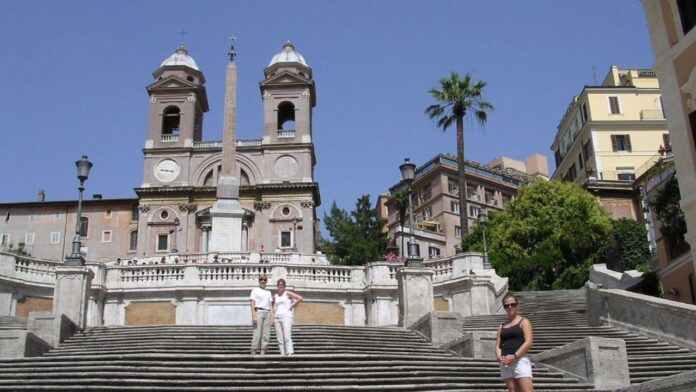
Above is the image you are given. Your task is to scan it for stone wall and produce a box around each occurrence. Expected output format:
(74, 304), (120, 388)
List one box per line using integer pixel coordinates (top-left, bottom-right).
(125, 302), (176, 325)
(15, 297), (53, 318)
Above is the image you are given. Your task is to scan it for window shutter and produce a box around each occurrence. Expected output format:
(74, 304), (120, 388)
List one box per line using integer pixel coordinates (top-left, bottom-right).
(611, 135), (618, 152)
(625, 135), (632, 152)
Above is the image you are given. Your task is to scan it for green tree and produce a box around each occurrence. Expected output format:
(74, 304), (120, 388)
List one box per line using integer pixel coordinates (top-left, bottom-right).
(322, 195), (388, 266)
(650, 175), (689, 256)
(605, 218), (651, 272)
(462, 180), (613, 290)
(2, 242), (31, 256)
(426, 72), (494, 237)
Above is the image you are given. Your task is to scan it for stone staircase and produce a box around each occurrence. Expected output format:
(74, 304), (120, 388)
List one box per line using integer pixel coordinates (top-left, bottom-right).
(462, 290), (696, 385)
(0, 316), (27, 330)
(0, 324), (594, 391)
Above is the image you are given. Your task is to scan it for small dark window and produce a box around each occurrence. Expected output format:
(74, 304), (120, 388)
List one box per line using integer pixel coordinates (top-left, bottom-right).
(578, 153), (584, 170)
(583, 139), (593, 161)
(554, 150), (562, 167)
(428, 246), (441, 258)
(663, 133), (671, 152)
(581, 103), (588, 124)
(277, 102), (296, 130)
(186, 76), (194, 82)
(677, 0), (696, 35)
(611, 135), (632, 152)
(617, 173), (635, 181)
(131, 205), (139, 221)
(129, 231), (138, 251)
(79, 217), (89, 237)
(162, 106), (181, 135)
(568, 163), (577, 182)
(157, 234), (169, 251)
(280, 231), (292, 247)
(609, 96), (621, 114)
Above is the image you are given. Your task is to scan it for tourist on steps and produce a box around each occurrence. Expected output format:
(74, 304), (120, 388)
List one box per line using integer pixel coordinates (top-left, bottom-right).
(496, 292), (534, 392)
(272, 278), (303, 355)
(250, 275), (272, 356)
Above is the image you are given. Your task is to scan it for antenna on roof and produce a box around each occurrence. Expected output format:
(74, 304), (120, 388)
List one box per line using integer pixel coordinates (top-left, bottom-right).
(592, 65), (598, 85)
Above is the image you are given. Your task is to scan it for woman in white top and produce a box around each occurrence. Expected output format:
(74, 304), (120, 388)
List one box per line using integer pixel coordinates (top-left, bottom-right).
(272, 278), (303, 355)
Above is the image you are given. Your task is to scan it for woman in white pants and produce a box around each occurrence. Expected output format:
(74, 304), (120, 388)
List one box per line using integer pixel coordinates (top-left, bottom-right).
(272, 278), (303, 355)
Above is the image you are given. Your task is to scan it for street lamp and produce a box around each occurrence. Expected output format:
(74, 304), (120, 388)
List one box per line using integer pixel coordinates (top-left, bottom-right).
(170, 217), (181, 253)
(65, 155), (93, 266)
(399, 158), (422, 267)
(478, 213), (490, 269)
(292, 217), (299, 252)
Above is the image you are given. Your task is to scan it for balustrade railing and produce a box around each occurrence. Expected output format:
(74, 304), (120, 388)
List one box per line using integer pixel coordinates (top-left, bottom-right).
(160, 134), (179, 142)
(286, 265), (353, 283)
(199, 264), (272, 281)
(260, 253), (290, 263)
(119, 265), (185, 283)
(277, 130), (295, 138)
(424, 258), (453, 278)
(14, 257), (59, 278)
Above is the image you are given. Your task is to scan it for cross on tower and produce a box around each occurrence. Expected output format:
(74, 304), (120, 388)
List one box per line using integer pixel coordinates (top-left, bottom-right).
(180, 30), (187, 44)
(228, 36), (237, 62)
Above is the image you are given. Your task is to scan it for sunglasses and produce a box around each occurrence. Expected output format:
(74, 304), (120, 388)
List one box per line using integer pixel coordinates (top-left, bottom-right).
(503, 303), (518, 309)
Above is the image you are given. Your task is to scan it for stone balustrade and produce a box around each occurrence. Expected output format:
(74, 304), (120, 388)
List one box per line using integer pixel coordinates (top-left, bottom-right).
(1, 251), (508, 327)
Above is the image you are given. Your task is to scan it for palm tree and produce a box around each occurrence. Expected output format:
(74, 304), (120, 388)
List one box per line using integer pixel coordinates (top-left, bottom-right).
(426, 72), (494, 244)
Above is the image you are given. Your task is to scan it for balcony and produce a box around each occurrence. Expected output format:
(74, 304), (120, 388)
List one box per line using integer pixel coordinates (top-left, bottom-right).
(161, 134), (179, 142)
(278, 130), (295, 138)
(640, 110), (664, 120)
(192, 139), (263, 149)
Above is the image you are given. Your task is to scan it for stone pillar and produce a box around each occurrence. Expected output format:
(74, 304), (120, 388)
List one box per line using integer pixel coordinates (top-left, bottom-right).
(397, 267), (434, 328)
(201, 225), (210, 253)
(209, 59), (244, 252)
(53, 266), (94, 329)
(242, 222), (248, 252)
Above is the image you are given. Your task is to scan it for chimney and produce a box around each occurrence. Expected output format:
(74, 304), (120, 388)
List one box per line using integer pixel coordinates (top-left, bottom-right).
(38, 189), (45, 202)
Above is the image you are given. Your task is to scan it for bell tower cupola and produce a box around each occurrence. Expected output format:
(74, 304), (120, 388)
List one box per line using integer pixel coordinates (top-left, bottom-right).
(145, 43), (209, 149)
(260, 42), (316, 144)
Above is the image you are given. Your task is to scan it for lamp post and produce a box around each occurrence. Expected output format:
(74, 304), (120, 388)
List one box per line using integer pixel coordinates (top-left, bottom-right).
(65, 155), (93, 266)
(292, 217), (299, 252)
(478, 213), (490, 269)
(170, 217), (180, 253)
(399, 158), (422, 267)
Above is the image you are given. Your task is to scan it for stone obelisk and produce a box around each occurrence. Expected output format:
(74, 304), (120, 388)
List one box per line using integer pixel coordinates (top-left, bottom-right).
(209, 40), (245, 252)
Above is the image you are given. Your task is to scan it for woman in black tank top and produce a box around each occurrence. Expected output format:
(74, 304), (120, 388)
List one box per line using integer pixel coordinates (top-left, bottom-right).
(496, 292), (534, 392)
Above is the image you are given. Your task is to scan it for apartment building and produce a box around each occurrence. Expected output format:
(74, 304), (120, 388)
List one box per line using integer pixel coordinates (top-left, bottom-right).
(642, 0), (696, 302)
(381, 154), (539, 259)
(551, 66), (670, 219)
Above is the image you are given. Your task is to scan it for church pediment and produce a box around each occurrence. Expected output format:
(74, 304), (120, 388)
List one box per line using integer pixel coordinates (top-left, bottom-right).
(147, 76), (197, 91)
(261, 71), (311, 87)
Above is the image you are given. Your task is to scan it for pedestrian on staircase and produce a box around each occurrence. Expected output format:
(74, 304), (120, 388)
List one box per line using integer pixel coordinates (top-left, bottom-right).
(272, 278), (303, 355)
(496, 292), (534, 392)
(250, 275), (273, 356)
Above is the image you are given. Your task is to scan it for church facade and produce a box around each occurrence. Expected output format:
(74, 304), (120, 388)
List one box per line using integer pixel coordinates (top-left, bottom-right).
(0, 42), (321, 262)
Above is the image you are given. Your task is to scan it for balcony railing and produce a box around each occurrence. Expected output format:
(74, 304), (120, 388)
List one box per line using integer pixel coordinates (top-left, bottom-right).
(192, 139), (263, 149)
(277, 130), (295, 138)
(161, 134), (179, 142)
(640, 110), (664, 120)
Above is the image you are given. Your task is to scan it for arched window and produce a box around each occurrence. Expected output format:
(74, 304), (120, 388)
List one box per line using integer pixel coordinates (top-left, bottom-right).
(240, 169), (250, 186)
(79, 217), (89, 237)
(129, 231), (138, 251)
(277, 102), (295, 130)
(162, 106), (181, 135)
(204, 165), (250, 186)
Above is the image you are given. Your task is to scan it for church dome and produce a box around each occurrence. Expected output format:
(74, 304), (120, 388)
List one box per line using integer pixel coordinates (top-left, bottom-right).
(160, 43), (200, 71)
(268, 41), (308, 67)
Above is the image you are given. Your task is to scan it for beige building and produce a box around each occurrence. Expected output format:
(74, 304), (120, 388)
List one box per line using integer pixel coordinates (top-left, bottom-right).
(642, 0), (696, 301)
(0, 42), (321, 262)
(550, 66), (670, 219)
(636, 157), (695, 304)
(381, 154), (539, 259)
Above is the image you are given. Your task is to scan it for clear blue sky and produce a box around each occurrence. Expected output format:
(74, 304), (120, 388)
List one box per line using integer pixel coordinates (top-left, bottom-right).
(0, 1), (654, 227)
